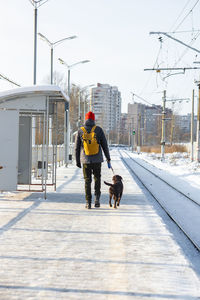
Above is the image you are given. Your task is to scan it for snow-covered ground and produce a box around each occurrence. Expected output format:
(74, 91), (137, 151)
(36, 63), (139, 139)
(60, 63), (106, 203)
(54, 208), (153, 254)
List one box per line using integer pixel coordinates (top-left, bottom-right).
(127, 150), (200, 204)
(0, 149), (199, 299)
(120, 149), (200, 251)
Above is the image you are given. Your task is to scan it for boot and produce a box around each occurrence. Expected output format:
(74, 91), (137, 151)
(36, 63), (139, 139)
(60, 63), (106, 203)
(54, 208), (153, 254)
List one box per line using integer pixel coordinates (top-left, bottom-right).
(85, 198), (91, 209)
(85, 203), (91, 209)
(94, 195), (100, 208)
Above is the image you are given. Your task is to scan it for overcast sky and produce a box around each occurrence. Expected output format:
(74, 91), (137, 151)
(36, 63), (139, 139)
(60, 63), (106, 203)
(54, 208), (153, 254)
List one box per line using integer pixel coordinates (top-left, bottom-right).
(1, 0), (200, 114)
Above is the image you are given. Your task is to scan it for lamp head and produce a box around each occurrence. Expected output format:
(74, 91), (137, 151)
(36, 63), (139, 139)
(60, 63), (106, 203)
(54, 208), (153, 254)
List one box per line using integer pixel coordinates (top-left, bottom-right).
(82, 60), (90, 64)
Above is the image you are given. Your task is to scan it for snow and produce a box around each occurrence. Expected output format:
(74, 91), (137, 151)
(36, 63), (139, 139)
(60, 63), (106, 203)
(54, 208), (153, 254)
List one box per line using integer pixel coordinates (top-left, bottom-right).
(0, 148), (199, 299)
(128, 150), (200, 204)
(120, 149), (200, 250)
(0, 85), (69, 102)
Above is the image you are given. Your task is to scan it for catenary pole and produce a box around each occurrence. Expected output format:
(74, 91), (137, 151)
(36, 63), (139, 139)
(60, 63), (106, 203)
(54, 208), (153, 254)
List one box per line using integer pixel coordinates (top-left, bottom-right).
(137, 113), (141, 154)
(191, 90), (194, 161)
(130, 118), (133, 152)
(196, 84), (200, 162)
(161, 90), (166, 161)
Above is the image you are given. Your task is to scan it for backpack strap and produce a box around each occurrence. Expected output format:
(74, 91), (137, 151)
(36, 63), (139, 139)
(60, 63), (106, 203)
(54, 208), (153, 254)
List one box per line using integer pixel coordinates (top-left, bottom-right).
(90, 126), (96, 133)
(81, 126), (87, 134)
(81, 126), (96, 133)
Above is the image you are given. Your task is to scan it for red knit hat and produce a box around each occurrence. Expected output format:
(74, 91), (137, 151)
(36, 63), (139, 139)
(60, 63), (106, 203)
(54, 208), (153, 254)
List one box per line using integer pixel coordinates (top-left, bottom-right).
(85, 111), (95, 121)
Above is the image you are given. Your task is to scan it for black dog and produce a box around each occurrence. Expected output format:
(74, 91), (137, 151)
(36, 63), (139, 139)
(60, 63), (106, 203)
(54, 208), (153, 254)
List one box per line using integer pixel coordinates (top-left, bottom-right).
(104, 175), (123, 208)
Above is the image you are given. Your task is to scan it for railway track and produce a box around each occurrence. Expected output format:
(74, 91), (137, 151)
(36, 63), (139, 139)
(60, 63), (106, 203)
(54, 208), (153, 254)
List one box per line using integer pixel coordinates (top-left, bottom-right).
(119, 149), (200, 251)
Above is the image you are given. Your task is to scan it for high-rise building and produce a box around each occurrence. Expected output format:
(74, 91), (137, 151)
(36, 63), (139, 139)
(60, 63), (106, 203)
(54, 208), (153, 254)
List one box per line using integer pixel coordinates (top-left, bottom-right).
(174, 114), (197, 142)
(127, 102), (172, 146)
(91, 83), (122, 133)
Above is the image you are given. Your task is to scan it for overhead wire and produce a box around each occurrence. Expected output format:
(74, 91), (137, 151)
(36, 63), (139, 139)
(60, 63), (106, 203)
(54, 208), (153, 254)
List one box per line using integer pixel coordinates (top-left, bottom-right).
(138, 0), (200, 108)
(132, 93), (162, 112)
(138, 1), (195, 104)
(161, 0), (200, 64)
(172, 0), (200, 32)
(168, 0), (193, 32)
(0, 73), (20, 87)
(165, 30), (200, 34)
(139, 37), (163, 96)
(159, 0), (200, 81)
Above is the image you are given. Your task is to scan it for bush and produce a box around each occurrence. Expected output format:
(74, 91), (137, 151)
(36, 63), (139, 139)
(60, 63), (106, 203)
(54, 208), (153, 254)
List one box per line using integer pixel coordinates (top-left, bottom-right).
(141, 144), (187, 153)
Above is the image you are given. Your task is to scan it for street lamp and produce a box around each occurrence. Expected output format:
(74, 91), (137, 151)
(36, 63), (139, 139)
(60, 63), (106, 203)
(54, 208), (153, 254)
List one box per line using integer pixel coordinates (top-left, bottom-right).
(29, 0), (50, 147)
(71, 83), (94, 128)
(29, 0), (50, 84)
(38, 33), (77, 84)
(58, 58), (91, 166)
(80, 84), (95, 123)
(58, 58), (90, 95)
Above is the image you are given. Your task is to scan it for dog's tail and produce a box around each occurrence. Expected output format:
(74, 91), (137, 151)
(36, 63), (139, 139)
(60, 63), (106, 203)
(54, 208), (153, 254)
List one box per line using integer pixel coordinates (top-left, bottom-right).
(104, 181), (113, 187)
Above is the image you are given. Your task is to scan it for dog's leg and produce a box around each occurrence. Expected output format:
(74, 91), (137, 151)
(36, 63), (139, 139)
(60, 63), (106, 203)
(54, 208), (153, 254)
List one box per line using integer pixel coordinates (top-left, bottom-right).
(117, 191), (123, 206)
(109, 195), (112, 207)
(114, 196), (117, 209)
(117, 197), (120, 206)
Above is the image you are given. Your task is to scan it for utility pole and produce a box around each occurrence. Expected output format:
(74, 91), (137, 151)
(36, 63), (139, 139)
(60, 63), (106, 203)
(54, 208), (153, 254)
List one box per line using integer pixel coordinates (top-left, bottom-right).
(191, 89), (194, 161)
(131, 118), (134, 152)
(144, 65), (195, 156)
(137, 113), (141, 154)
(129, 121), (131, 149)
(160, 95), (190, 160)
(161, 90), (166, 160)
(196, 83), (200, 162)
(170, 102), (175, 146)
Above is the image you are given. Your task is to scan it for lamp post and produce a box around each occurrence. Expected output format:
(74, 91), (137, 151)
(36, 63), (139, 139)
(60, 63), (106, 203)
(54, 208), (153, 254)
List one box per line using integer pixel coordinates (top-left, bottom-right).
(58, 58), (90, 166)
(29, 0), (50, 147)
(29, 0), (50, 85)
(80, 84), (95, 126)
(38, 33), (77, 84)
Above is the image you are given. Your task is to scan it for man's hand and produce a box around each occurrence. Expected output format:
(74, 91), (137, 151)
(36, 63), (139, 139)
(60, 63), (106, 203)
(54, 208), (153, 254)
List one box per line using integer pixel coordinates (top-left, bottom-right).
(107, 161), (111, 169)
(76, 162), (81, 168)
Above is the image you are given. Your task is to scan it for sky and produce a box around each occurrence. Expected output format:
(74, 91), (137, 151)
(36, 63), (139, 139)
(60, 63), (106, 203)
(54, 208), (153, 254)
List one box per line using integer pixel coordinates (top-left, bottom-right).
(1, 0), (200, 114)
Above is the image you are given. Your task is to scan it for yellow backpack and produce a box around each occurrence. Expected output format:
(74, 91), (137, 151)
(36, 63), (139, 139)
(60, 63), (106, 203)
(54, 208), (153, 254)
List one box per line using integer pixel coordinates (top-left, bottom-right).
(81, 126), (99, 156)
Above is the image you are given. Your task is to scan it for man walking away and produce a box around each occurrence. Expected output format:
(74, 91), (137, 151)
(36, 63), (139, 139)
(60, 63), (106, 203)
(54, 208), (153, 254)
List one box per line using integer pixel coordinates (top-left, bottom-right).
(75, 111), (111, 209)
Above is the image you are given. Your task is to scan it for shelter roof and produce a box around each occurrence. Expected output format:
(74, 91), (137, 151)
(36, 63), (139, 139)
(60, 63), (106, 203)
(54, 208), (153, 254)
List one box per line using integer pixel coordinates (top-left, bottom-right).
(0, 85), (69, 103)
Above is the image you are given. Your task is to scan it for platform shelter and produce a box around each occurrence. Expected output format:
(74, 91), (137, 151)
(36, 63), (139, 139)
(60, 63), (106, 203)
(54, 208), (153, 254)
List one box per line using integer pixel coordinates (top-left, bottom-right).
(0, 85), (69, 198)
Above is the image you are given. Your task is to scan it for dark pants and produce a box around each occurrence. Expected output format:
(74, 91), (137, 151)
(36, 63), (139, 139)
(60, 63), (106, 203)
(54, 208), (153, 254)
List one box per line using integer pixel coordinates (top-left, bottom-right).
(82, 163), (101, 203)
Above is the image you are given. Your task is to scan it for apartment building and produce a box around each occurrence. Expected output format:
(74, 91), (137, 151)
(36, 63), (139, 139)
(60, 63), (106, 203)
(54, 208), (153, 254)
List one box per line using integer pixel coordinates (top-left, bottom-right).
(174, 114), (197, 142)
(91, 83), (122, 132)
(127, 102), (172, 146)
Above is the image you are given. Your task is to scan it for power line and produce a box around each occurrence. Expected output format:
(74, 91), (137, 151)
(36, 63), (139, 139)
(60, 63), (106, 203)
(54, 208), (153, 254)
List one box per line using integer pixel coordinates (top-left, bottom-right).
(139, 37), (163, 95)
(169, 0), (193, 32)
(172, 0), (200, 32)
(157, 0), (200, 75)
(165, 30), (200, 34)
(0, 73), (20, 87)
(140, 1), (200, 107)
(131, 92), (162, 112)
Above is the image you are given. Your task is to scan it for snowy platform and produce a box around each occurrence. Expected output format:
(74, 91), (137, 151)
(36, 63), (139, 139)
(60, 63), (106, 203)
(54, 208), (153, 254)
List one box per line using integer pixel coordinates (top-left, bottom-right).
(0, 150), (199, 299)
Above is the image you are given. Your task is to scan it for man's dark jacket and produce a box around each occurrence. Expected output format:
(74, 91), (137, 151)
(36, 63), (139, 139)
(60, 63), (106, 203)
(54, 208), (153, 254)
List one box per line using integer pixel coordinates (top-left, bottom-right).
(75, 119), (111, 165)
